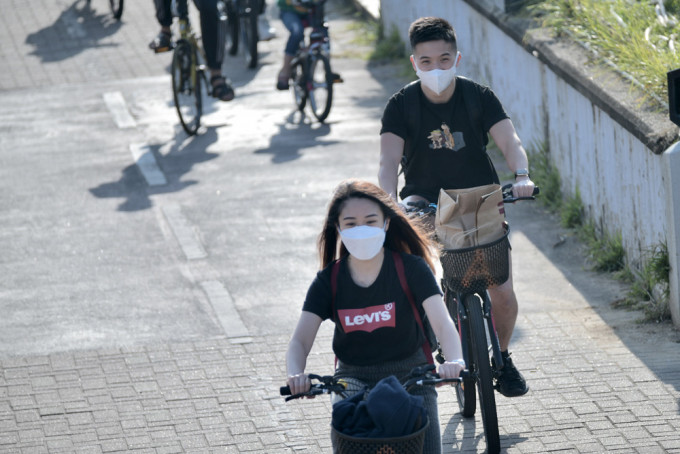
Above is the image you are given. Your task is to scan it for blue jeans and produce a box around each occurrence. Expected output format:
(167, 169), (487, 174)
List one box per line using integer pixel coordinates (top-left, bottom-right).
(280, 10), (306, 56)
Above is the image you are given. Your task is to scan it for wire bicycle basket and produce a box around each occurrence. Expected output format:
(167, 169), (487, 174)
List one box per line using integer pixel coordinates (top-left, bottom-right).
(330, 418), (429, 454)
(440, 227), (511, 295)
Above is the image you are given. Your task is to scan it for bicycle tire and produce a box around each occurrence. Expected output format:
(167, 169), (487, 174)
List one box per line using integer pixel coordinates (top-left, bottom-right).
(448, 291), (476, 417)
(171, 41), (202, 135)
(241, 1), (258, 68)
(291, 60), (307, 112)
(307, 53), (333, 122)
(466, 293), (501, 453)
(227, 1), (239, 56)
(109, 0), (123, 19)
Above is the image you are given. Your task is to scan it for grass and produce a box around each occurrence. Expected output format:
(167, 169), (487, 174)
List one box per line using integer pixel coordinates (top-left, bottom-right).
(520, 0), (680, 103)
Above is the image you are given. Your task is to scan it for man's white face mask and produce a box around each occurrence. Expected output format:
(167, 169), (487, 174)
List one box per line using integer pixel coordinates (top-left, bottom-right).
(413, 51), (461, 95)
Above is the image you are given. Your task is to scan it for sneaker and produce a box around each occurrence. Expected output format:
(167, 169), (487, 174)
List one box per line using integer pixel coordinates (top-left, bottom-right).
(493, 351), (529, 397)
(257, 16), (276, 41)
(331, 72), (344, 83)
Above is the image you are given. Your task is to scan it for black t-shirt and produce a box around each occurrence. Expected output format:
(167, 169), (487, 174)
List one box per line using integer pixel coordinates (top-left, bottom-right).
(380, 77), (509, 202)
(302, 251), (442, 366)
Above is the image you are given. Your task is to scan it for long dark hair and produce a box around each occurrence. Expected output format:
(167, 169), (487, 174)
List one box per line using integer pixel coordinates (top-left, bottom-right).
(318, 180), (436, 271)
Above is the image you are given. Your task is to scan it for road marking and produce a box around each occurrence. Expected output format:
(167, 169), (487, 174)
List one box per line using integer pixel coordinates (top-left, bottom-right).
(161, 203), (208, 260)
(103, 91), (137, 129)
(129, 143), (168, 187)
(200, 280), (251, 341)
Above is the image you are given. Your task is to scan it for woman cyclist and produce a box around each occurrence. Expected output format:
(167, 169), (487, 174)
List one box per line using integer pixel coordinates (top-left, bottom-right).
(285, 179), (464, 453)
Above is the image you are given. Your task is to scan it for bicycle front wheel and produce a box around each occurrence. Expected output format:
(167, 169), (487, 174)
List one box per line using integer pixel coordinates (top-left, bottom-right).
(109, 0), (123, 19)
(466, 294), (500, 453)
(307, 53), (333, 122)
(448, 291), (476, 417)
(291, 60), (307, 112)
(171, 41), (202, 135)
(241, 1), (258, 68)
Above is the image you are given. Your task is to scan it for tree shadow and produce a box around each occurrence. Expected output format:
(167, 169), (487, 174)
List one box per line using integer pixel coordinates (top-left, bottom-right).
(89, 126), (220, 211)
(253, 110), (339, 163)
(25, 0), (122, 63)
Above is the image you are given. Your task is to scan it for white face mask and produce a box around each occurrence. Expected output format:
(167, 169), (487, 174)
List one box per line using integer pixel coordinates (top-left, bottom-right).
(339, 222), (387, 261)
(413, 52), (460, 95)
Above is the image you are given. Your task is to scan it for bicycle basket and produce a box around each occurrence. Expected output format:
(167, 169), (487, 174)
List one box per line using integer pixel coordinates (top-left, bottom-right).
(440, 227), (510, 295)
(331, 419), (429, 454)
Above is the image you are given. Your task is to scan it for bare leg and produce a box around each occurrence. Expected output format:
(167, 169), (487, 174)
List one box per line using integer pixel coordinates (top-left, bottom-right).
(487, 250), (518, 351)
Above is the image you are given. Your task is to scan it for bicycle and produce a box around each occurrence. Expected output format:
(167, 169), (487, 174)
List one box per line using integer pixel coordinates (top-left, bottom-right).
(280, 365), (464, 454)
(170, 0), (228, 135)
(85, 0), (124, 20)
(406, 183), (538, 454)
(225, 0), (259, 68)
(287, 0), (339, 122)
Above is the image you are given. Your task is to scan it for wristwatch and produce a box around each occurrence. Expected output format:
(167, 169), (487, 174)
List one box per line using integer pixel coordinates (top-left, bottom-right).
(514, 168), (530, 179)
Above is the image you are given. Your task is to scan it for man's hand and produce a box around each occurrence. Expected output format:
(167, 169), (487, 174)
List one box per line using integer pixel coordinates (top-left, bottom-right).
(512, 177), (536, 198)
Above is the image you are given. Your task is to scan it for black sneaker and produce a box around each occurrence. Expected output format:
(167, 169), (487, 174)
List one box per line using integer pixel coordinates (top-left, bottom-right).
(149, 31), (174, 53)
(493, 351), (529, 397)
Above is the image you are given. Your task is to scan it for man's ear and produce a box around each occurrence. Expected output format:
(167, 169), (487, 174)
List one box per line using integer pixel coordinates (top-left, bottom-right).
(410, 55), (417, 72)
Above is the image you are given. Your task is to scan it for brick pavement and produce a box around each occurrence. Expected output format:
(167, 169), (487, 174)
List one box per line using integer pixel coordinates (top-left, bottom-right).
(2, 0), (680, 452)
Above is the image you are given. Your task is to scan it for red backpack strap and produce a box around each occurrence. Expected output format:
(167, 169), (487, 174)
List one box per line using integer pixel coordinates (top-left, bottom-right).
(392, 251), (434, 364)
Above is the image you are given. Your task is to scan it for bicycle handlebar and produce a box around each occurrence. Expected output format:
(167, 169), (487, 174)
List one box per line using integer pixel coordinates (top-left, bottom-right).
(405, 184), (540, 215)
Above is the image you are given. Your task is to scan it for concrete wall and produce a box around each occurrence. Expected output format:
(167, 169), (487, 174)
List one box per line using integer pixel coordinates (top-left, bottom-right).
(380, 0), (678, 324)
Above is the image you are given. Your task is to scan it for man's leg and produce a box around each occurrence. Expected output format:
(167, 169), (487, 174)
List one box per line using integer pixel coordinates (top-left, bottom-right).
(487, 251), (528, 397)
(194, 0), (234, 101)
(149, 0), (174, 52)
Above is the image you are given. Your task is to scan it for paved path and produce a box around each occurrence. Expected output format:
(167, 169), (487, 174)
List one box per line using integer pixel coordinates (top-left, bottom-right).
(1, 0), (680, 453)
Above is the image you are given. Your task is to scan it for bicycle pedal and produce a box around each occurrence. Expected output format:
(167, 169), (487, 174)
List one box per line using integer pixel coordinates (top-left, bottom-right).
(153, 45), (174, 54)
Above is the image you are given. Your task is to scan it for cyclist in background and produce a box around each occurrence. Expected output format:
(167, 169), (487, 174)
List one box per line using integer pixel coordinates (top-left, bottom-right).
(149, 0), (235, 101)
(285, 179), (464, 454)
(379, 17), (535, 397)
(275, 0), (341, 90)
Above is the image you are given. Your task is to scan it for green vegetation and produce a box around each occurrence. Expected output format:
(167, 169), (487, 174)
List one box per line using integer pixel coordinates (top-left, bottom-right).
(525, 142), (670, 321)
(520, 0), (680, 102)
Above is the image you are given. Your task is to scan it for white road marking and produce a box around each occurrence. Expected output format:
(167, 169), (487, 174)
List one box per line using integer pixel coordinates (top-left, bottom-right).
(103, 91), (137, 129)
(200, 280), (251, 341)
(129, 143), (168, 187)
(161, 203), (208, 260)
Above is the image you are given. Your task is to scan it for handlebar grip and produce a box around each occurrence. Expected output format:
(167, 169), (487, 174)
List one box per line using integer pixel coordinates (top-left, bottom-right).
(280, 386), (291, 396)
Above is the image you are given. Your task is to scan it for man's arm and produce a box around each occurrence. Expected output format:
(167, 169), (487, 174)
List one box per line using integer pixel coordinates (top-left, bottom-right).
(489, 118), (535, 197)
(379, 132), (405, 202)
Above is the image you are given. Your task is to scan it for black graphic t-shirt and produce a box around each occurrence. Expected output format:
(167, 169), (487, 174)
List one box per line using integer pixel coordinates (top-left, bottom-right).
(302, 251), (441, 366)
(380, 77), (509, 202)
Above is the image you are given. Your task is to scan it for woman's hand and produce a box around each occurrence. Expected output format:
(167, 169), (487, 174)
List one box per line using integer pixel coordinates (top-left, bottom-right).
(287, 372), (311, 396)
(437, 359), (465, 380)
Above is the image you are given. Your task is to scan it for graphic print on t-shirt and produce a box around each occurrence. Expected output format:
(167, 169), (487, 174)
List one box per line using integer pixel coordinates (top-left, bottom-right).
(338, 303), (396, 333)
(427, 122), (465, 151)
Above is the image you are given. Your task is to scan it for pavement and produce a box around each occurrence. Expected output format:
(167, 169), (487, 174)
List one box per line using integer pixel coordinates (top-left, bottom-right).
(1, 0), (680, 453)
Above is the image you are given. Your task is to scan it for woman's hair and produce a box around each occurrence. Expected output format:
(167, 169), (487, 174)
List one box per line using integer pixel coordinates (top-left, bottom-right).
(318, 179), (436, 271)
(408, 17), (457, 51)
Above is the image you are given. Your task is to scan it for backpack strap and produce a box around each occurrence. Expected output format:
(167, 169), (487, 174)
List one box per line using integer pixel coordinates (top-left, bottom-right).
(401, 80), (422, 176)
(457, 76), (484, 145)
(392, 251), (434, 365)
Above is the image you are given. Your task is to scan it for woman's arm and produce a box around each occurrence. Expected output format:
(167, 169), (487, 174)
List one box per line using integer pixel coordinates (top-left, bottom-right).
(285, 311), (323, 395)
(422, 294), (465, 378)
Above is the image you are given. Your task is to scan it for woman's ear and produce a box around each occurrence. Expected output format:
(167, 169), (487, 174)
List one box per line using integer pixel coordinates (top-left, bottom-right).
(384, 218), (391, 231)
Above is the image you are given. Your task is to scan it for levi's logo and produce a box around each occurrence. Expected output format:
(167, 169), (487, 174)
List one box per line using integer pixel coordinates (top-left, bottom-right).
(338, 303), (396, 333)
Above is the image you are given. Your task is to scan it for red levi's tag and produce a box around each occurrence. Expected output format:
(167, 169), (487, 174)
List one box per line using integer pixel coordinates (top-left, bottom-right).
(337, 303), (396, 333)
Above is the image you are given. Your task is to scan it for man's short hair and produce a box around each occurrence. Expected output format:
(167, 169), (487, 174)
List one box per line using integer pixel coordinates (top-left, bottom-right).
(408, 17), (457, 51)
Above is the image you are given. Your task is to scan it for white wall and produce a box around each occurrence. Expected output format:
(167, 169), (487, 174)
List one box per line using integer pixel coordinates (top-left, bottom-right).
(381, 0), (668, 264)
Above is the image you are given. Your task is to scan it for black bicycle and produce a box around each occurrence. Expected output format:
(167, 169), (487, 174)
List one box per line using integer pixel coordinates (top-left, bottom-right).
(281, 365), (464, 454)
(407, 183), (538, 454)
(226, 0), (259, 68)
(288, 0), (338, 122)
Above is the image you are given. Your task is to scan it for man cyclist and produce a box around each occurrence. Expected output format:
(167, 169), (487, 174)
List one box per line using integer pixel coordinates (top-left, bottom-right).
(379, 16), (535, 397)
(149, 0), (235, 101)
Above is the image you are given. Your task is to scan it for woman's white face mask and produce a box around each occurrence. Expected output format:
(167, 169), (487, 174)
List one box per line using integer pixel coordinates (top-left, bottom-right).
(339, 221), (387, 261)
(413, 51), (461, 95)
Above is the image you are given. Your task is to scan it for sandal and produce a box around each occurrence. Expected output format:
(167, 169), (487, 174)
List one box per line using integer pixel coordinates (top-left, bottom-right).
(149, 31), (173, 53)
(210, 75), (235, 102)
